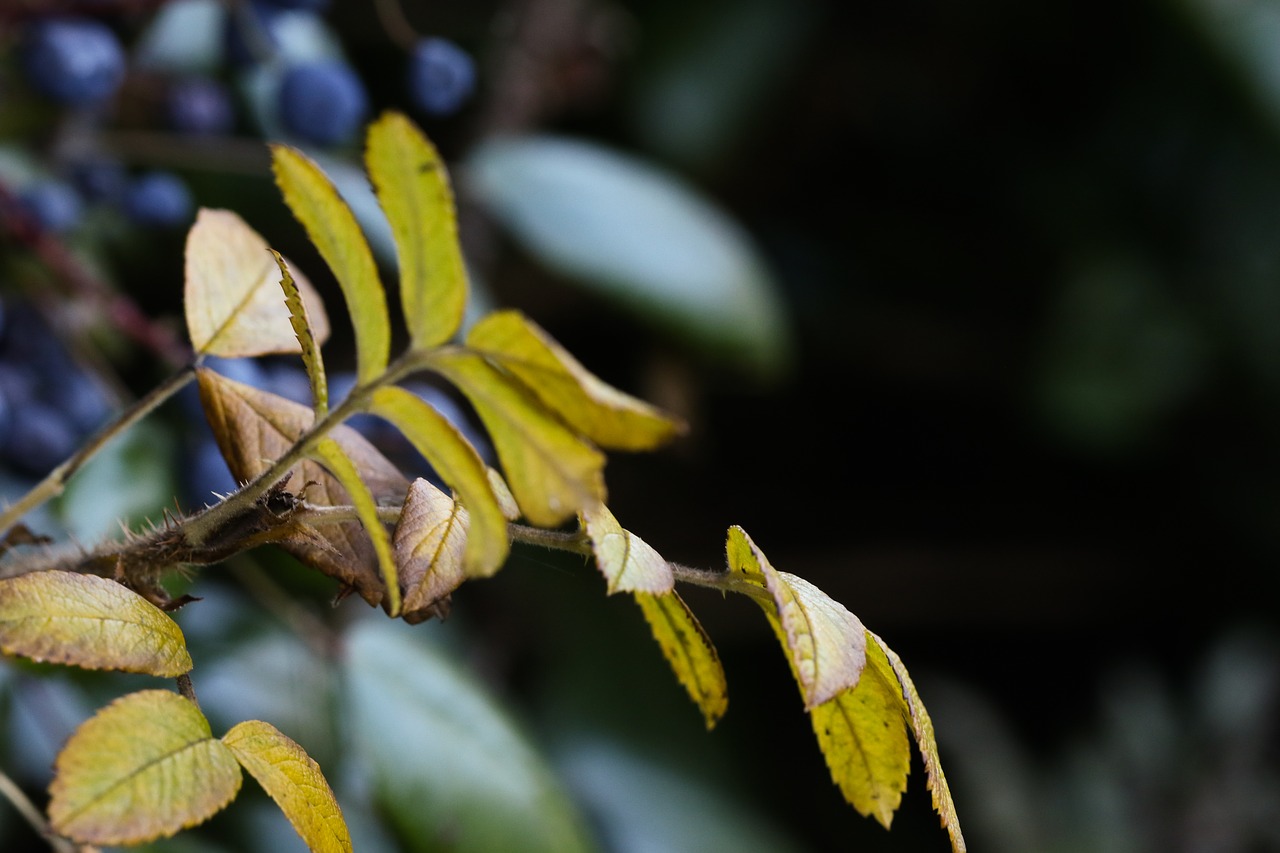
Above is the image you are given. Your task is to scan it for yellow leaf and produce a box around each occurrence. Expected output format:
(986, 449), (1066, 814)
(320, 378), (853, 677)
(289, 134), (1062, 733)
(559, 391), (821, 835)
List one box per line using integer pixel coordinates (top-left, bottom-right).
(365, 111), (467, 349)
(870, 631), (967, 852)
(270, 249), (328, 415)
(725, 525), (866, 708)
(271, 145), (390, 384)
(49, 690), (242, 845)
(487, 467), (521, 520)
(427, 350), (605, 528)
(467, 310), (685, 451)
(0, 571), (191, 677)
(580, 501), (673, 594)
(310, 437), (401, 617)
(367, 385), (508, 578)
(394, 478), (469, 617)
(812, 636), (911, 829)
(222, 719), (352, 853)
(197, 368), (409, 609)
(634, 591), (727, 729)
(184, 208), (330, 358)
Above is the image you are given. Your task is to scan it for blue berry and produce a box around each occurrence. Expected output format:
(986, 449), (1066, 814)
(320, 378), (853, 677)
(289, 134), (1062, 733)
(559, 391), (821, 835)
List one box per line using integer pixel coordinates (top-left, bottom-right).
(167, 76), (236, 136)
(22, 17), (126, 107)
(70, 158), (127, 202)
(278, 60), (368, 146)
(122, 172), (194, 227)
(407, 37), (476, 117)
(18, 181), (83, 233)
(2, 401), (80, 476)
(222, 1), (282, 67)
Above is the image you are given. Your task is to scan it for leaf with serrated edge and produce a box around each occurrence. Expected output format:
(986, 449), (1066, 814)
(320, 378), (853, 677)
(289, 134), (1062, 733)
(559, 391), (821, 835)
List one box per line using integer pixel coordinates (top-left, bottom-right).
(222, 720), (352, 853)
(870, 630), (967, 852)
(813, 636), (911, 828)
(198, 368), (408, 608)
(725, 525), (866, 708)
(365, 111), (467, 348)
(367, 385), (508, 577)
(184, 208), (330, 357)
(48, 690), (242, 845)
(467, 310), (685, 451)
(271, 145), (390, 384)
(0, 571), (191, 676)
(270, 249), (328, 415)
(634, 591), (726, 729)
(394, 478), (468, 614)
(581, 501), (673, 594)
(427, 350), (605, 528)
(310, 437), (401, 617)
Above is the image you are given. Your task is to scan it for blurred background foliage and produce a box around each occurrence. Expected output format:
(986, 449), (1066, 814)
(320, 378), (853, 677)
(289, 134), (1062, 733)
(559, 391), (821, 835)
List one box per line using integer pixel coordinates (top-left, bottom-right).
(2, 0), (1280, 851)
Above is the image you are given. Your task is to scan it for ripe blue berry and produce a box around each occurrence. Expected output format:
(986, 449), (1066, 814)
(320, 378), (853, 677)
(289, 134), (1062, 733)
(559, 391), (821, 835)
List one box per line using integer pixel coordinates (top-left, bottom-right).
(279, 60), (368, 146)
(22, 17), (126, 107)
(122, 172), (194, 227)
(18, 181), (83, 234)
(167, 76), (236, 136)
(70, 158), (127, 202)
(407, 37), (476, 117)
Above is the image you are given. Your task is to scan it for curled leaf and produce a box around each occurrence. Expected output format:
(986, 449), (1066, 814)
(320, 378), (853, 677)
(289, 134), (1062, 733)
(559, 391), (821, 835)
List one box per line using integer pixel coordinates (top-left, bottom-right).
(271, 249), (328, 415)
(184, 208), (330, 357)
(581, 501), (673, 594)
(222, 719), (352, 853)
(634, 591), (727, 729)
(49, 690), (242, 845)
(394, 478), (469, 618)
(0, 571), (191, 676)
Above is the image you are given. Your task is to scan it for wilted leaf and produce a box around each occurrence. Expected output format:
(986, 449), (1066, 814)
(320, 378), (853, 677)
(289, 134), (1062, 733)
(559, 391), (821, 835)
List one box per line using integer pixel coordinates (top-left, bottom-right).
(343, 621), (596, 853)
(581, 502), (673, 594)
(197, 368), (409, 608)
(184, 208), (330, 358)
(634, 591), (726, 729)
(365, 111), (467, 349)
(467, 310), (685, 451)
(310, 437), (401, 617)
(271, 145), (390, 384)
(870, 631), (967, 852)
(428, 350), (605, 528)
(725, 526), (865, 708)
(222, 719), (351, 853)
(368, 385), (509, 578)
(270, 249), (328, 415)
(811, 637), (911, 828)
(0, 571), (191, 676)
(394, 478), (469, 616)
(48, 690), (242, 845)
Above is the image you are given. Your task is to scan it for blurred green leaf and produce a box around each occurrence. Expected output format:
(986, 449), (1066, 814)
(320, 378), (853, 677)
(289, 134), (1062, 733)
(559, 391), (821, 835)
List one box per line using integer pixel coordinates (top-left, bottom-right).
(464, 135), (793, 380)
(342, 620), (598, 853)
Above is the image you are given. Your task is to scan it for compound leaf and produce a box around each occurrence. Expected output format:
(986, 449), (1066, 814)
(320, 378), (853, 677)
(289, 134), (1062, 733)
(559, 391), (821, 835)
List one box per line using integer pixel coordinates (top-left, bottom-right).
(368, 385), (509, 579)
(48, 690), (242, 846)
(365, 111), (467, 349)
(184, 208), (331, 358)
(580, 501), (673, 594)
(271, 144), (390, 384)
(222, 719), (352, 853)
(0, 571), (191, 677)
(467, 310), (685, 451)
(427, 350), (605, 528)
(394, 478), (469, 620)
(270, 249), (328, 416)
(634, 591), (727, 729)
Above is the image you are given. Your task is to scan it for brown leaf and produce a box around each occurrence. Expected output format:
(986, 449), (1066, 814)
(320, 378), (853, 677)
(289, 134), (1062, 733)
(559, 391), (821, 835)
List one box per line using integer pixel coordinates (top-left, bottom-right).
(394, 478), (469, 618)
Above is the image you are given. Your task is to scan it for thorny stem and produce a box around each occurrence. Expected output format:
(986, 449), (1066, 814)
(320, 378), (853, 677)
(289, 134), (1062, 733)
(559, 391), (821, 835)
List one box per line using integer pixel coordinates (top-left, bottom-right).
(0, 767), (78, 853)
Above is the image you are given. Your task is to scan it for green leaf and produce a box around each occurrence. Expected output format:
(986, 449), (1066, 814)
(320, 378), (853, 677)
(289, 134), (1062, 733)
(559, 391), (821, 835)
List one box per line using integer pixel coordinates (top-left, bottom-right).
(870, 631), (967, 853)
(427, 350), (606, 528)
(271, 144), (390, 384)
(310, 437), (401, 617)
(580, 501), (673, 594)
(393, 478), (470, 620)
(0, 571), (191, 677)
(467, 310), (686, 451)
(184, 208), (330, 358)
(633, 591), (727, 729)
(222, 719), (352, 853)
(48, 690), (242, 845)
(465, 135), (792, 380)
(367, 385), (509, 579)
(365, 111), (467, 348)
(343, 620), (597, 853)
(270, 248), (328, 416)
